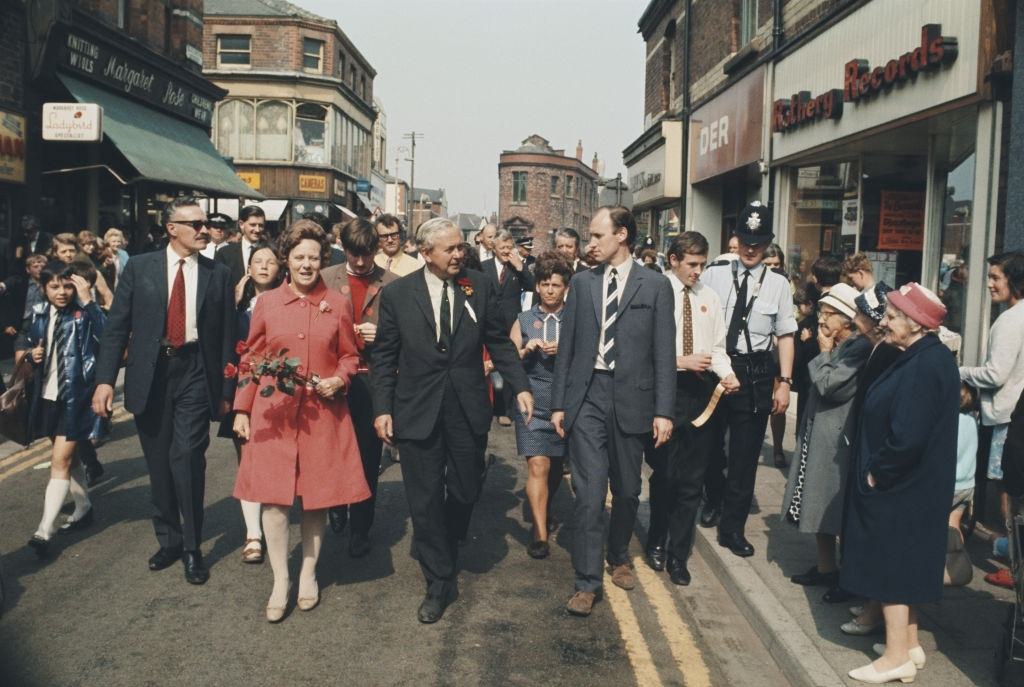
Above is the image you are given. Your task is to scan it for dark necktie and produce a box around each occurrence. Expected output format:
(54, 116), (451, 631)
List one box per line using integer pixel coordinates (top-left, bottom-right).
(166, 259), (186, 347)
(726, 270), (750, 353)
(439, 279), (452, 344)
(47, 310), (69, 400)
(682, 286), (694, 356)
(601, 268), (619, 369)
(498, 263), (507, 286)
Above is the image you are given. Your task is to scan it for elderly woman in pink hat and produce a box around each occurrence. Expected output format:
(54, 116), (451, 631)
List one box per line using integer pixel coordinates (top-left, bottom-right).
(840, 283), (960, 685)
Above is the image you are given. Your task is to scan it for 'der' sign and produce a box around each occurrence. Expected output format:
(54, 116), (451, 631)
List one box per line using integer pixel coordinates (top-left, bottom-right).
(699, 115), (729, 155)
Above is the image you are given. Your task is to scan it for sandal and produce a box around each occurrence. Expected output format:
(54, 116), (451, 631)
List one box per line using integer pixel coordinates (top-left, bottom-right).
(242, 538), (264, 564)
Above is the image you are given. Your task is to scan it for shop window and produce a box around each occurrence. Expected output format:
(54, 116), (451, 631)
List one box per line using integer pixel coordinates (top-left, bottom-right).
(739, 0), (758, 46)
(215, 99), (255, 160)
(512, 172), (528, 203)
(937, 152), (976, 334)
(857, 155), (927, 288)
(217, 35), (251, 67)
(294, 103), (328, 165)
(551, 175), (560, 196)
(256, 100), (291, 161)
(302, 38), (324, 72)
(786, 161), (860, 286)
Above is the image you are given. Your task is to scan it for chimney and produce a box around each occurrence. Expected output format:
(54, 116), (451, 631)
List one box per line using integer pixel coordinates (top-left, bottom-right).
(591, 152), (600, 173)
(576, 140), (583, 161)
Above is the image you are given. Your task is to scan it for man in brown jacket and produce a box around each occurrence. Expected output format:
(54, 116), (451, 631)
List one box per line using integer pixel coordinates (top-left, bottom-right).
(322, 218), (397, 557)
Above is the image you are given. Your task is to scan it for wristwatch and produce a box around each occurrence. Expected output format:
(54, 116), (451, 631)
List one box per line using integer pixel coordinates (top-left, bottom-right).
(776, 376), (793, 386)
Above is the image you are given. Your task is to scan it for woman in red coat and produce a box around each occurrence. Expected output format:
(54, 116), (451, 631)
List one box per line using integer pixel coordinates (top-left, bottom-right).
(233, 220), (370, 622)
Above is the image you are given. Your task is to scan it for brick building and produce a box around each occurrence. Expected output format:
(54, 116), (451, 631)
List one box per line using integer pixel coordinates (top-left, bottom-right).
(625, 0), (1013, 367)
(408, 187), (447, 232)
(497, 135), (599, 250)
(3, 0), (252, 245)
(203, 0), (376, 227)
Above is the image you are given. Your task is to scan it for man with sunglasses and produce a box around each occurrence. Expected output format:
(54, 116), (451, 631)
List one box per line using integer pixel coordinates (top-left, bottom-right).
(373, 214), (422, 277)
(93, 196), (236, 586)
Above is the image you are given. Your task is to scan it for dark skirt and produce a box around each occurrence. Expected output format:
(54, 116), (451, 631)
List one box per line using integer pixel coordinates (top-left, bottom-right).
(33, 399), (67, 440)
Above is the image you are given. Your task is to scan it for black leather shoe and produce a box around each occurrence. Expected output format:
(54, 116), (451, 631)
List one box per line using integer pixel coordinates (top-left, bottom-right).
(348, 531), (371, 558)
(183, 551), (209, 585)
(329, 507), (348, 534)
(58, 507), (94, 534)
(417, 586), (457, 624)
(27, 535), (49, 558)
(790, 565), (839, 587)
(148, 546), (183, 571)
(718, 532), (755, 557)
(645, 544), (667, 572)
(667, 556), (691, 586)
(822, 585), (855, 603)
(699, 503), (721, 529)
(527, 541), (550, 559)
(85, 463), (105, 487)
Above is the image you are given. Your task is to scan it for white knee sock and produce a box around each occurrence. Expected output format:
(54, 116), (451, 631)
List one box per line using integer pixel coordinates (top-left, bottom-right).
(240, 500), (262, 540)
(35, 479), (70, 539)
(68, 465), (92, 520)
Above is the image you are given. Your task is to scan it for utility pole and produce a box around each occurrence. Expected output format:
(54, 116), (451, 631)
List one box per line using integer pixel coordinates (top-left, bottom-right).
(403, 131), (423, 232)
(616, 172), (623, 206)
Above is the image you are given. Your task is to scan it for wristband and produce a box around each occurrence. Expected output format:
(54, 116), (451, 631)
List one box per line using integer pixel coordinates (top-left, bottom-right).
(776, 376), (793, 386)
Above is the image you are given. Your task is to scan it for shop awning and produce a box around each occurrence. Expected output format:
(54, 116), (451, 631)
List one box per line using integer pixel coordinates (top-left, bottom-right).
(356, 192), (375, 211)
(245, 199), (288, 221)
(334, 203), (357, 218)
(58, 74), (263, 199)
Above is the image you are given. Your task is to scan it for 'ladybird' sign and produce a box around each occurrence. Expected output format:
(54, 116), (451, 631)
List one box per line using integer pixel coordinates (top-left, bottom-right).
(43, 103), (103, 142)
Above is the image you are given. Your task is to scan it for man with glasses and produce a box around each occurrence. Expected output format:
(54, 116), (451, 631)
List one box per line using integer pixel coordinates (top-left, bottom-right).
(93, 196), (236, 586)
(373, 214), (422, 277)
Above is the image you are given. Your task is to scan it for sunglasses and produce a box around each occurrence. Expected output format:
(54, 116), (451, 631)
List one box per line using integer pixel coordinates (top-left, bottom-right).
(171, 220), (209, 231)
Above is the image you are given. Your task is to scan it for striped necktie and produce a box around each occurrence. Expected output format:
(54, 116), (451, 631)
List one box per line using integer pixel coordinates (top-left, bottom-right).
(601, 268), (619, 369)
(46, 309), (69, 401)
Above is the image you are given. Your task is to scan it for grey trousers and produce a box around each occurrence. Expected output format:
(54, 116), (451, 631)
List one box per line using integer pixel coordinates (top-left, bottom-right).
(568, 372), (646, 592)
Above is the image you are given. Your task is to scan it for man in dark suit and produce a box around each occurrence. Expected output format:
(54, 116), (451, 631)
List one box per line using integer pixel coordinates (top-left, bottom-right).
(14, 215), (53, 268)
(554, 227), (590, 274)
(372, 217), (533, 623)
(321, 217), (397, 557)
(215, 205), (265, 287)
(481, 229), (535, 426)
(551, 206), (676, 617)
(93, 196), (236, 585)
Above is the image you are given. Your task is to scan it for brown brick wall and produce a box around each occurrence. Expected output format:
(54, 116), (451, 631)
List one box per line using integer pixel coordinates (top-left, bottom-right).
(498, 157), (598, 250)
(72, 0), (203, 71)
(642, 0), (685, 120)
(0, 0), (25, 111)
(783, 0), (846, 39)
(203, 17), (374, 107)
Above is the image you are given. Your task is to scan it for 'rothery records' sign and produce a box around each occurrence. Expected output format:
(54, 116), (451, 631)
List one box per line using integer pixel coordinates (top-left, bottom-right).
(61, 33), (214, 128)
(43, 103), (103, 141)
(773, 24), (958, 134)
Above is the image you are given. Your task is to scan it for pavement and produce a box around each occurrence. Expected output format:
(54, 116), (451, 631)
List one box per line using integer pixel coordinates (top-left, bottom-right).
(686, 404), (1022, 687)
(0, 412), (788, 686)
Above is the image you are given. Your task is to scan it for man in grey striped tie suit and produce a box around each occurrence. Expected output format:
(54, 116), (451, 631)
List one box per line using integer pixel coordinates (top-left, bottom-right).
(551, 206), (677, 617)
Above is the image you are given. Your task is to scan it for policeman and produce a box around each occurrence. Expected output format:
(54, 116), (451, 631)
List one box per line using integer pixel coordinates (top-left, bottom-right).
(699, 202), (797, 557)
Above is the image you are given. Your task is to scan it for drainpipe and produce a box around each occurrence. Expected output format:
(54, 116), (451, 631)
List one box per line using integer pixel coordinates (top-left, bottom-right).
(679, 0), (692, 233)
(772, 0), (784, 53)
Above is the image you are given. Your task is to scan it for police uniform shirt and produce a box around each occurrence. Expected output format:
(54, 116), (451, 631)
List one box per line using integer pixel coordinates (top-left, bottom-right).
(699, 260), (797, 354)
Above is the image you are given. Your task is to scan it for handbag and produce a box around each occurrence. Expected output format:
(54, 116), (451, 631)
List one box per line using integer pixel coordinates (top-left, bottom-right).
(0, 357), (35, 446)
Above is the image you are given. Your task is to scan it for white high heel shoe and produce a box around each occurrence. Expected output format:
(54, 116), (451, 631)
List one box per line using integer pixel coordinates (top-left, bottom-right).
(873, 644), (925, 670)
(848, 660), (917, 684)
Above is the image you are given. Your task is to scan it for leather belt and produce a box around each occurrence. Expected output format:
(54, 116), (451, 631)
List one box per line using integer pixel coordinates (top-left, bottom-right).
(159, 342), (199, 358)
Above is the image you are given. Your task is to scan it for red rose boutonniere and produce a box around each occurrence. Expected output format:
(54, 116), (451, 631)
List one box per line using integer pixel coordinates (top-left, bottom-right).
(314, 299), (332, 321)
(457, 277), (473, 297)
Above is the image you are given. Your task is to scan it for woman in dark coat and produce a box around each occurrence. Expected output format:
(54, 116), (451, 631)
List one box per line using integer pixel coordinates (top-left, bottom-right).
(841, 283), (959, 684)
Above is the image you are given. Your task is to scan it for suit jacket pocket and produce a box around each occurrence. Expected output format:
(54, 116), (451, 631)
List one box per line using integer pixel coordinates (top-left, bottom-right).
(629, 303), (651, 310)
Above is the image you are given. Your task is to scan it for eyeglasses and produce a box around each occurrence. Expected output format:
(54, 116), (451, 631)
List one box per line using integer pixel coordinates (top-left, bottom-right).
(378, 231), (401, 241)
(171, 220), (209, 231)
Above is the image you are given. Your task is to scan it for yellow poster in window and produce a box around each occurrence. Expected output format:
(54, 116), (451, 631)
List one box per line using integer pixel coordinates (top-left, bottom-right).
(0, 110), (26, 184)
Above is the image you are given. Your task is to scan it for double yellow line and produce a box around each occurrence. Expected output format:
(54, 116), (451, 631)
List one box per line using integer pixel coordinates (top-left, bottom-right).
(0, 407), (131, 483)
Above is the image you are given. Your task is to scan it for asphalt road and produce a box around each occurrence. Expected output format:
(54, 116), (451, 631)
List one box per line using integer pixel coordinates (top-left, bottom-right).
(0, 415), (788, 687)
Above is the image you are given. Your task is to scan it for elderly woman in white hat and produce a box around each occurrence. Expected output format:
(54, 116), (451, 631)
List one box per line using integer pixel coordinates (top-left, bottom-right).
(841, 283), (959, 684)
(783, 283), (872, 602)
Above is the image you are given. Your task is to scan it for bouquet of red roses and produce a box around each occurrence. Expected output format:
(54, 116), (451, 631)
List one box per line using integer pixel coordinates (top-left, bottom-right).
(224, 340), (319, 397)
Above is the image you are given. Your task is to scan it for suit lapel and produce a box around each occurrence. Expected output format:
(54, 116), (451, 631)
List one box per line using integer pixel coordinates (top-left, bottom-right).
(362, 268), (384, 317)
(590, 264), (605, 324)
(413, 269), (437, 335)
(196, 256), (211, 315)
(451, 277), (466, 335)
(155, 251), (169, 318)
(617, 265), (643, 312)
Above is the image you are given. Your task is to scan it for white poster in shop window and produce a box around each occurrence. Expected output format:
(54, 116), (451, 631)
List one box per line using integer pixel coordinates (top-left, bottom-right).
(841, 199), (858, 236)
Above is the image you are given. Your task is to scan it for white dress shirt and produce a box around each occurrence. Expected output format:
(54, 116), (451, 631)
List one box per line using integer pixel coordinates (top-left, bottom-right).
(666, 273), (734, 379)
(200, 240), (227, 260)
(700, 260), (798, 353)
(479, 245), (494, 262)
(595, 256), (633, 371)
(166, 245), (199, 344)
(42, 305), (60, 401)
(240, 238), (256, 268)
(423, 269), (455, 342)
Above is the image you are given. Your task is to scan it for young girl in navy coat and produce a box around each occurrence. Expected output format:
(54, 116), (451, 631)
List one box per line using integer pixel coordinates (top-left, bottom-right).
(17, 261), (106, 557)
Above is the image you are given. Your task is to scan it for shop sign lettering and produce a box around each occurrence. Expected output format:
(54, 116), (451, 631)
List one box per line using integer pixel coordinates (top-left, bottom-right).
(299, 174), (327, 194)
(237, 172), (260, 190)
(60, 32), (215, 127)
(773, 24), (958, 134)
(630, 171), (661, 191)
